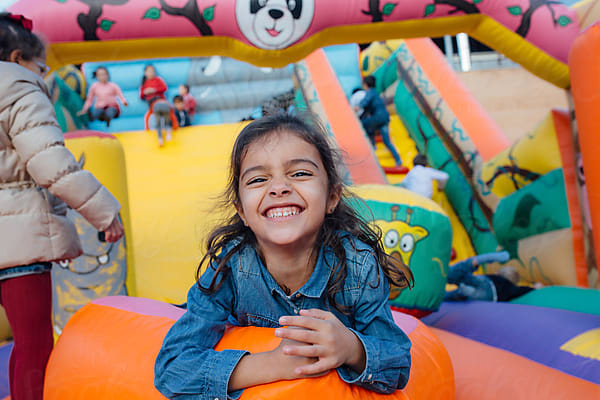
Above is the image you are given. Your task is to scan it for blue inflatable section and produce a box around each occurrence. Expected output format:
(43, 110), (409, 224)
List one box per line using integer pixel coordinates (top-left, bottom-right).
(323, 44), (363, 98)
(82, 57), (295, 133)
(83, 59), (189, 132)
(423, 301), (600, 384)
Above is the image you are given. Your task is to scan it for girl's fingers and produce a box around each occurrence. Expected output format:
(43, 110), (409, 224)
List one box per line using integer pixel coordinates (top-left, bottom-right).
(299, 308), (333, 320)
(295, 359), (334, 376)
(283, 344), (323, 358)
(275, 327), (319, 343)
(278, 315), (324, 330)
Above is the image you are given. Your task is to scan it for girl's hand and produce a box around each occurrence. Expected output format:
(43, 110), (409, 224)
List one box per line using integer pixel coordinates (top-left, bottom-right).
(76, 109), (87, 116)
(143, 87), (156, 95)
(123, 101), (128, 107)
(269, 336), (324, 380)
(275, 309), (366, 376)
(102, 217), (124, 242)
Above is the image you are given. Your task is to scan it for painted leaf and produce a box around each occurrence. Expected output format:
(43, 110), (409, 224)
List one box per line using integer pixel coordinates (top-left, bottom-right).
(424, 4), (435, 17)
(507, 6), (522, 16)
(203, 5), (215, 22)
(557, 15), (572, 27)
(99, 19), (115, 32)
(382, 3), (397, 16)
(473, 0), (483, 3)
(55, 0), (67, 3)
(143, 7), (161, 20)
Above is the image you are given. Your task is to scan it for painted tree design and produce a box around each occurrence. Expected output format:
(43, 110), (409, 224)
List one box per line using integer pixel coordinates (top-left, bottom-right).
(421, 0), (573, 37)
(423, 0), (481, 17)
(509, 0), (572, 38)
(362, 0), (398, 23)
(76, 0), (129, 41)
(485, 142), (541, 191)
(143, 0), (215, 36)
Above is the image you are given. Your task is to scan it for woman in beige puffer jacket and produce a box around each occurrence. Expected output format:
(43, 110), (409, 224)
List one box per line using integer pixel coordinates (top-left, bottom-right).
(0, 13), (123, 399)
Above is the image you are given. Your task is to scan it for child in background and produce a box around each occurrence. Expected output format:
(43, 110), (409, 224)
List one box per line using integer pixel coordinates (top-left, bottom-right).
(140, 64), (167, 104)
(78, 66), (127, 127)
(358, 75), (402, 166)
(173, 95), (190, 127)
(401, 154), (449, 199)
(0, 13), (123, 399)
(155, 114), (413, 399)
(444, 251), (538, 302)
(140, 65), (177, 146)
(349, 88), (366, 119)
(178, 84), (196, 120)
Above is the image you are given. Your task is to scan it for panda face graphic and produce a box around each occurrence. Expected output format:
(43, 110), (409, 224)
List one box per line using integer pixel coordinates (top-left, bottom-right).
(236, 0), (315, 50)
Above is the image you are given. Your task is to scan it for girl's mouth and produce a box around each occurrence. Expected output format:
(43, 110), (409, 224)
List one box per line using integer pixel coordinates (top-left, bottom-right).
(264, 205), (303, 219)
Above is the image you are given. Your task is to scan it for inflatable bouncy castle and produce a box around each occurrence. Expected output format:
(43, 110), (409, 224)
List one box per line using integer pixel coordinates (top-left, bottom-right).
(1, 0), (599, 398)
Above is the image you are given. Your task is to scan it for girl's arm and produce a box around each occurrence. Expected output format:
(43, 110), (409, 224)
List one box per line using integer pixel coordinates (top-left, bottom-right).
(112, 82), (128, 106)
(339, 267), (411, 393)
(154, 271), (246, 400)
(139, 82), (149, 100)
(8, 83), (120, 232)
(156, 77), (168, 95)
(155, 266), (310, 399)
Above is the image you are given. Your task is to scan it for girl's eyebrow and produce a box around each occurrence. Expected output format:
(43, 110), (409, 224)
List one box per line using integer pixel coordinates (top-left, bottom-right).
(286, 158), (320, 169)
(241, 165), (266, 181)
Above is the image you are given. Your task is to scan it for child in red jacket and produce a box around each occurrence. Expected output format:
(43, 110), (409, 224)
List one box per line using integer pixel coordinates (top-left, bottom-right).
(139, 65), (177, 146)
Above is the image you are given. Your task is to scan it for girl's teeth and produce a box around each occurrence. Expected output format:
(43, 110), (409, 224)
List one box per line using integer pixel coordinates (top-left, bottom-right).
(268, 207), (299, 218)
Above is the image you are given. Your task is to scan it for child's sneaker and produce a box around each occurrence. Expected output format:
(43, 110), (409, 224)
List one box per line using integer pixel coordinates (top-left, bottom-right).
(166, 131), (172, 142)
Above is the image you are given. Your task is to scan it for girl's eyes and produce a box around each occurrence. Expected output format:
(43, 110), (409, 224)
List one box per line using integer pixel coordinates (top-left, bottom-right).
(247, 177), (266, 185)
(246, 171), (313, 185)
(292, 170), (312, 178)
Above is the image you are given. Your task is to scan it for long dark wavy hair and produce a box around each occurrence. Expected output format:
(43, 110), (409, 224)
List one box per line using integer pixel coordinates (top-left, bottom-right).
(196, 113), (413, 313)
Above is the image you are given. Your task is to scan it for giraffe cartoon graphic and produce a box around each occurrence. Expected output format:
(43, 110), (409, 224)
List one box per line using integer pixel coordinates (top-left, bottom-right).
(375, 206), (429, 299)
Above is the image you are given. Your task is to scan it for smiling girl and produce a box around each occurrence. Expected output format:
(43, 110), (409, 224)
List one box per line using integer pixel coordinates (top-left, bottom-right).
(154, 114), (413, 399)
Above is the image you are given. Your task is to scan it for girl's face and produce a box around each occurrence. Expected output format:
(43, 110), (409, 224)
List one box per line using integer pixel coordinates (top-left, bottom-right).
(178, 85), (187, 96)
(17, 52), (48, 77)
(96, 68), (109, 83)
(236, 130), (340, 252)
(145, 66), (156, 79)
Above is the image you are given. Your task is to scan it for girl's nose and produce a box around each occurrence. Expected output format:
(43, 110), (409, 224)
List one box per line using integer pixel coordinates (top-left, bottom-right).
(269, 178), (291, 197)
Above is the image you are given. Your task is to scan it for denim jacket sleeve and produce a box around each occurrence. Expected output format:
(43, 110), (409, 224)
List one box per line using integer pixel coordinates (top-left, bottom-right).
(359, 89), (375, 110)
(336, 252), (412, 393)
(154, 266), (249, 400)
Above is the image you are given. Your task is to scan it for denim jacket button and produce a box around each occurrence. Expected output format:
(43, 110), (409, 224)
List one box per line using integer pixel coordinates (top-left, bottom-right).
(367, 373), (372, 380)
(295, 293), (301, 298)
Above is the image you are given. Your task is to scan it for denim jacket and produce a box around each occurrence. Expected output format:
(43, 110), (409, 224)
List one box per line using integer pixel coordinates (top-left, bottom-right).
(154, 234), (411, 400)
(359, 88), (390, 122)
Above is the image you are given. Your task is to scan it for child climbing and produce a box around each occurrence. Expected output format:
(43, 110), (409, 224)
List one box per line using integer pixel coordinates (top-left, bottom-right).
(140, 64), (178, 146)
(154, 114), (413, 399)
(402, 154), (449, 199)
(357, 75), (402, 166)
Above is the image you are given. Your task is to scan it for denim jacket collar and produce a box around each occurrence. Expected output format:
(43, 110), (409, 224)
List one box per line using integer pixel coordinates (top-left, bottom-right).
(235, 242), (334, 299)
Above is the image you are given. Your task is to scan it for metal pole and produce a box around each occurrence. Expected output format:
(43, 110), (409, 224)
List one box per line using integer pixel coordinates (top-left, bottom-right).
(457, 33), (472, 72)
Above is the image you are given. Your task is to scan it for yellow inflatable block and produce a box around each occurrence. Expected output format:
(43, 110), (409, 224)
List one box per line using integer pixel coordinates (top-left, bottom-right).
(115, 124), (244, 303)
(479, 112), (562, 199)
